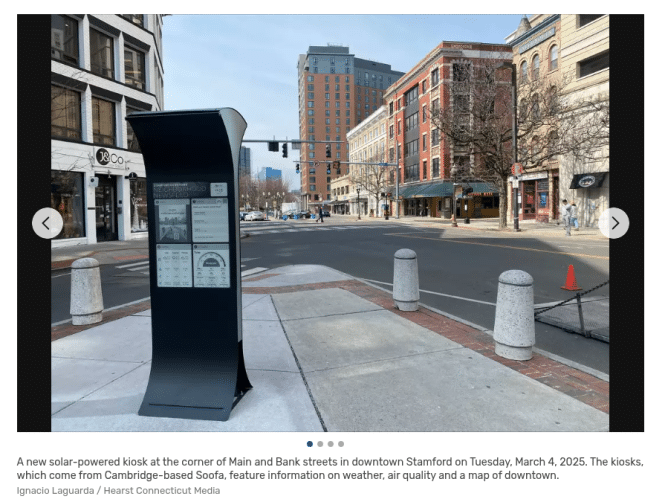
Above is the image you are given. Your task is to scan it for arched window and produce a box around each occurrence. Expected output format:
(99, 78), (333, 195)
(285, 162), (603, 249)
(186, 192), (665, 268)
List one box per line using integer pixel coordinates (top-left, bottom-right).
(520, 61), (528, 83)
(549, 45), (558, 70)
(532, 54), (540, 79)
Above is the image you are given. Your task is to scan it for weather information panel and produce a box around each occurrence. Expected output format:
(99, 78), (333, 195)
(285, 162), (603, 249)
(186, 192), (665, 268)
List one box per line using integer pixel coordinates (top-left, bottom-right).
(153, 182), (230, 288)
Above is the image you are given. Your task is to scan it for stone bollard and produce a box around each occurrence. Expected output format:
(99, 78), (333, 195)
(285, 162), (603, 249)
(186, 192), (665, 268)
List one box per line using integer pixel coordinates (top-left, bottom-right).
(393, 249), (419, 311)
(493, 270), (535, 360)
(70, 258), (104, 325)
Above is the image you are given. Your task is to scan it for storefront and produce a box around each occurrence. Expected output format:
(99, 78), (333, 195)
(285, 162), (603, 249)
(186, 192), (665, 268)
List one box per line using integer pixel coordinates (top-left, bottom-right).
(568, 171), (608, 227)
(50, 141), (147, 246)
(510, 170), (558, 223)
(389, 182), (499, 219)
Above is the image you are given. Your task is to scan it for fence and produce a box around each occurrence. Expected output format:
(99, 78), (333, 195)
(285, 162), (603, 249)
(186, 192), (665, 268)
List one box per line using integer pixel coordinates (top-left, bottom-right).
(534, 280), (609, 342)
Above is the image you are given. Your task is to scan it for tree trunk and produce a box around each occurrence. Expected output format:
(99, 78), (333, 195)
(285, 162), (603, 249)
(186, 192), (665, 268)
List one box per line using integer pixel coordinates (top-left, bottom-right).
(498, 180), (508, 229)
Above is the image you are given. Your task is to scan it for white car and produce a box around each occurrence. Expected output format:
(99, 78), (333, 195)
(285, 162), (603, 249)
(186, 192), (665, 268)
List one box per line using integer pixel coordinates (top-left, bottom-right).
(245, 211), (266, 221)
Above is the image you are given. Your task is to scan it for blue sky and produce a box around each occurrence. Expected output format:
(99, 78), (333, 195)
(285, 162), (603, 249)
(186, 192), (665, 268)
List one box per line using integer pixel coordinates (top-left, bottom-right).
(162, 14), (525, 189)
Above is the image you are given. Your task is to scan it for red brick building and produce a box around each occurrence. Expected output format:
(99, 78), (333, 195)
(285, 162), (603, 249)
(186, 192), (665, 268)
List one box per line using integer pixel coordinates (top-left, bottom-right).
(385, 41), (513, 219)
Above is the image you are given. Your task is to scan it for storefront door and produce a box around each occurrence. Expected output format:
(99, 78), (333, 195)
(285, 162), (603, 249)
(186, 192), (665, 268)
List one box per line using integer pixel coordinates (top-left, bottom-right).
(95, 176), (117, 241)
(521, 181), (536, 220)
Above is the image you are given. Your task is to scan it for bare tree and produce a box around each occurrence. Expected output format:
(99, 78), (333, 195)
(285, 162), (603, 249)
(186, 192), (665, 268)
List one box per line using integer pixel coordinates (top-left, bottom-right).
(349, 153), (389, 216)
(429, 58), (609, 228)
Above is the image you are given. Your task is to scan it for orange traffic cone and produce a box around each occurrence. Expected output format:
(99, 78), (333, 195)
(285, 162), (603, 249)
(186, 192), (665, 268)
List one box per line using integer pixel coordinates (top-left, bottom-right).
(561, 265), (582, 291)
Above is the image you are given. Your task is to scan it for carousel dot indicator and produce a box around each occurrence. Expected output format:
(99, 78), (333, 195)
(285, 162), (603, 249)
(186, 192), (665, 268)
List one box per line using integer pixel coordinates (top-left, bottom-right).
(317, 441), (324, 447)
(328, 441), (334, 447)
(307, 441), (313, 447)
(338, 441), (344, 447)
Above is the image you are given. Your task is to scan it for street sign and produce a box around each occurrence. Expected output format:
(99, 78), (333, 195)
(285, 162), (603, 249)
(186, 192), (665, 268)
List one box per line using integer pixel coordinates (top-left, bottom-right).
(511, 163), (524, 175)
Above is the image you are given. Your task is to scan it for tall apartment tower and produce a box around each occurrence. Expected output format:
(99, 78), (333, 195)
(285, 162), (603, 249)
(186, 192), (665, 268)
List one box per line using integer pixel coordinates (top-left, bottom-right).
(239, 146), (251, 177)
(297, 45), (403, 210)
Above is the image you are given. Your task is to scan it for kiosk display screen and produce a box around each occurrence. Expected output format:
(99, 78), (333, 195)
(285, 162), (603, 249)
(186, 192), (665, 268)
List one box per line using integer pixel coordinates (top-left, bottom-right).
(152, 182), (230, 288)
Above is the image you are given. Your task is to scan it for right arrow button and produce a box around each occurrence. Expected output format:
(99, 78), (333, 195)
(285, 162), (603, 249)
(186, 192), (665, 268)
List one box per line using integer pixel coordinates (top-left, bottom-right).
(599, 208), (629, 239)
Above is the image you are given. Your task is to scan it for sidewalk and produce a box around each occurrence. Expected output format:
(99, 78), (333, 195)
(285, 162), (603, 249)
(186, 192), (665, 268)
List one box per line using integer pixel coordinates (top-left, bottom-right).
(51, 264), (609, 432)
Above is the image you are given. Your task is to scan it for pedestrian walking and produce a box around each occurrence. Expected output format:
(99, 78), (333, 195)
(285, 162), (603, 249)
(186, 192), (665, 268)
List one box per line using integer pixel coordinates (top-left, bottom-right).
(570, 201), (579, 230)
(561, 199), (572, 236)
(319, 206), (325, 223)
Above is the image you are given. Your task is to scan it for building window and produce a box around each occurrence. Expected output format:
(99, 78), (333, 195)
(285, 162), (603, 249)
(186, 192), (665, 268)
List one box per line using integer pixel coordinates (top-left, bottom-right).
(308, 92), (314, 99)
(578, 50), (609, 78)
(90, 29), (115, 79)
(91, 96), (116, 146)
(532, 54), (540, 80)
(310, 185), (316, 191)
(51, 170), (85, 239)
(121, 15), (144, 27)
(124, 45), (145, 90)
(404, 85), (419, 106)
(549, 45), (558, 71)
(51, 85), (81, 140)
(423, 133), (427, 151)
(431, 128), (439, 146)
(423, 160), (427, 180)
(579, 15), (603, 28)
(432, 158), (440, 178)
(130, 178), (148, 232)
(307, 75), (314, 82)
(308, 84), (314, 91)
(431, 68), (439, 87)
(389, 125), (394, 138)
(431, 98), (440, 113)
(423, 105), (427, 122)
(126, 107), (142, 152)
(520, 61), (528, 83)
(51, 15), (79, 66)
(389, 102), (393, 115)
(308, 101), (314, 107)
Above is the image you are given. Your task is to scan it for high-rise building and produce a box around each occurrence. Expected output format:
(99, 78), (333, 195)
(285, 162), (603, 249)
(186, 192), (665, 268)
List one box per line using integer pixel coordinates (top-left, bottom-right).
(51, 14), (165, 245)
(297, 45), (403, 210)
(239, 146), (251, 177)
(258, 167), (282, 181)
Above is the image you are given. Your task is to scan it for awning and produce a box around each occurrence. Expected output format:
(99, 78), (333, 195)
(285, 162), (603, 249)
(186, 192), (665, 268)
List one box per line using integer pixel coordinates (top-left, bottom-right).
(569, 172), (608, 189)
(387, 181), (499, 199)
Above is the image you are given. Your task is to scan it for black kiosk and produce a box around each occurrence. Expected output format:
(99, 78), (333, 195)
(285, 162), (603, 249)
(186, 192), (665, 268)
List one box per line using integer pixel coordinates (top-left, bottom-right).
(126, 109), (251, 421)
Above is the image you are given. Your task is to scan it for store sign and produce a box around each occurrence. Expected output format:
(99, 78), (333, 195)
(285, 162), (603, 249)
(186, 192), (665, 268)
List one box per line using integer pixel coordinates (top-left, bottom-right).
(519, 27), (556, 54)
(578, 175), (597, 188)
(95, 147), (124, 167)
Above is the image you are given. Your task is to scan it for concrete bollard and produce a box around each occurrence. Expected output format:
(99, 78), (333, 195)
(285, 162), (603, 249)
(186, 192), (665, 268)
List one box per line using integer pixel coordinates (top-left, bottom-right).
(493, 270), (535, 360)
(70, 258), (104, 325)
(393, 249), (419, 311)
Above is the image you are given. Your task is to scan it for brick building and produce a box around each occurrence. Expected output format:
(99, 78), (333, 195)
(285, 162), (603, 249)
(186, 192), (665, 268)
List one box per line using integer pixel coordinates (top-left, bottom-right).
(297, 45), (403, 211)
(385, 41), (512, 219)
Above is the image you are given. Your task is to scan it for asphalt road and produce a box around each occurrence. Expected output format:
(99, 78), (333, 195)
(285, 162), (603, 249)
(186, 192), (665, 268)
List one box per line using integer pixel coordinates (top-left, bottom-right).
(51, 218), (609, 373)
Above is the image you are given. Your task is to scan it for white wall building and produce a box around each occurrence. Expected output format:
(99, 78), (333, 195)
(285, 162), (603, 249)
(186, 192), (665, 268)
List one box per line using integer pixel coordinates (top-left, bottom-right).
(333, 106), (388, 216)
(50, 14), (165, 246)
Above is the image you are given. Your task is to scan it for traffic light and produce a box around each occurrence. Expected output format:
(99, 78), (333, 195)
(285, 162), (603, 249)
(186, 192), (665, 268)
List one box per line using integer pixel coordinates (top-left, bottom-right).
(282, 143), (288, 158)
(333, 160), (341, 175)
(326, 163), (331, 175)
(295, 163), (300, 174)
(325, 144), (331, 158)
(268, 141), (279, 152)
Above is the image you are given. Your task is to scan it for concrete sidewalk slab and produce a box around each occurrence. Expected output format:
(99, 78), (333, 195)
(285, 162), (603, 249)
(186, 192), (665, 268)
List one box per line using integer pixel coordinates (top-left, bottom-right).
(243, 264), (352, 288)
(305, 348), (609, 432)
(536, 297), (610, 342)
(280, 308), (460, 372)
(272, 288), (382, 321)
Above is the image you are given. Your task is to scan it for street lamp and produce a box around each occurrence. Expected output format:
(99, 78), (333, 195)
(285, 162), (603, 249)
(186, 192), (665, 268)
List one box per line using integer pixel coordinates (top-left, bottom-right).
(356, 184), (361, 220)
(496, 61), (520, 232)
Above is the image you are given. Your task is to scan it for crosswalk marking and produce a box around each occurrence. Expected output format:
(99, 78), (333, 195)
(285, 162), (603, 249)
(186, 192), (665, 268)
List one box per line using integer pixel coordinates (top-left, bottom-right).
(116, 260), (149, 269)
(128, 265), (149, 271)
(242, 267), (268, 277)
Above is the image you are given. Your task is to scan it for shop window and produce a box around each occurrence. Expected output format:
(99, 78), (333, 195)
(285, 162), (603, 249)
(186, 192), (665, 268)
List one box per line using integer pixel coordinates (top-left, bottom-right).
(51, 170), (85, 239)
(92, 96), (116, 146)
(51, 85), (81, 140)
(578, 50), (609, 78)
(51, 15), (79, 66)
(90, 29), (115, 79)
(130, 178), (148, 232)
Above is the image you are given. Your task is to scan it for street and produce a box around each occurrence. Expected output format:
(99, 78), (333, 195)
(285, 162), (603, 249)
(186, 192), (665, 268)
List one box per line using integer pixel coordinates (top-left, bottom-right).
(51, 217), (609, 374)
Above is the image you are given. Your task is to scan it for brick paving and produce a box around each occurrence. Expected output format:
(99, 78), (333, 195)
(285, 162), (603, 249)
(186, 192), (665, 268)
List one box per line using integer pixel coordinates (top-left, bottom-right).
(243, 278), (609, 414)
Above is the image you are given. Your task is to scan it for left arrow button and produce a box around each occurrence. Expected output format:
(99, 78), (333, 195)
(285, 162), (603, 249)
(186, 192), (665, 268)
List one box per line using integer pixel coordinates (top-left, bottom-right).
(33, 208), (63, 239)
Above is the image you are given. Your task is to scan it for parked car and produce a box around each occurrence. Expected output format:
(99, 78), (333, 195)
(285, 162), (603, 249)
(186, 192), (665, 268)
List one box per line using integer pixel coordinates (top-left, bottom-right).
(321, 210), (330, 217)
(245, 211), (266, 221)
(239, 211), (248, 221)
(295, 210), (311, 219)
(282, 210), (296, 219)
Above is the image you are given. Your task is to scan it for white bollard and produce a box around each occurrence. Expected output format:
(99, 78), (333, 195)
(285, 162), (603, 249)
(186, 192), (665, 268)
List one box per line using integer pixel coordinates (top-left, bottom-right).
(393, 249), (419, 311)
(493, 270), (535, 360)
(70, 258), (104, 325)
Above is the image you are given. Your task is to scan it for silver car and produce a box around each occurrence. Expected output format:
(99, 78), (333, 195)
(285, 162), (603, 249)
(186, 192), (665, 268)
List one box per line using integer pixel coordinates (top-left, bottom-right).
(245, 211), (266, 221)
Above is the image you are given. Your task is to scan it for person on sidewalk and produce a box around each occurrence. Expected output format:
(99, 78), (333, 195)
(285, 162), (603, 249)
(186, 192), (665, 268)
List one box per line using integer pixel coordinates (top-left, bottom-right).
(319, 206), (325, 223)
(570, 201), (579, 230)
(561, 199), (572, 236)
